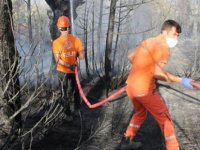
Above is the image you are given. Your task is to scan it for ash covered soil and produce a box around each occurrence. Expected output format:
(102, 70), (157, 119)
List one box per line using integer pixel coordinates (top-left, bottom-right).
(31, 80), (200, 150)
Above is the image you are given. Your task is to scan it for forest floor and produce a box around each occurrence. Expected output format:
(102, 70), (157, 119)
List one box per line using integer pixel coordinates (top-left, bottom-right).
(30, 79), (200, 150)
(16, 46), (200, 150)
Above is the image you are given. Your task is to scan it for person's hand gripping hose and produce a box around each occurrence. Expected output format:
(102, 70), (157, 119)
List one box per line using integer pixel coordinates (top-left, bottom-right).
(180, 78), (193, 89)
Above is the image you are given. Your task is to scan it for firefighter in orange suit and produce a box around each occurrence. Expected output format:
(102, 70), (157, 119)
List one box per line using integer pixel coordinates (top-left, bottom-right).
(52, 16), (84, 120)
(121, 20), (193, 149)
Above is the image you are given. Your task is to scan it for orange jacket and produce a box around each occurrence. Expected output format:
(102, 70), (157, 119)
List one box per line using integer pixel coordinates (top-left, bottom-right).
(126, 35), (169, 96)
(52, 34), (83, 74)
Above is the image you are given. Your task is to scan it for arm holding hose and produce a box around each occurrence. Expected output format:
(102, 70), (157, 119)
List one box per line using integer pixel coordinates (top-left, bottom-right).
(154, 64), (193, 89)
(53, 53), (77, 71)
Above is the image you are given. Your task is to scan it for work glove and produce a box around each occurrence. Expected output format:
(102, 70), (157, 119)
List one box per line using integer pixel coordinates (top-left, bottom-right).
(68, 64), (76, 71)
(180, 78), (193, 89)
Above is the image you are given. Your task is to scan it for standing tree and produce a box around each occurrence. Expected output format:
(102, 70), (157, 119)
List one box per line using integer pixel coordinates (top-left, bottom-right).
(105, 0), (118, 94)
(25, 0), (33, 43)
(97, 0), (104, 52)
(83, 0), (90, 76)
(0, 0), (21, 149)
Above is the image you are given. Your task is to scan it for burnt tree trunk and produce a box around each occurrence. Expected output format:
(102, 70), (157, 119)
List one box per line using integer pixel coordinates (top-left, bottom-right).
(105, 0), (117, 94)
(27, 0), (33, 43)
(83, 0), (90, 76)
(0, 0), (21, 149)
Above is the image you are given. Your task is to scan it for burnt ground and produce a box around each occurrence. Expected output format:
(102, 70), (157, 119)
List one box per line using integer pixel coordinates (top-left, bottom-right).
(28, 79), (200, 150)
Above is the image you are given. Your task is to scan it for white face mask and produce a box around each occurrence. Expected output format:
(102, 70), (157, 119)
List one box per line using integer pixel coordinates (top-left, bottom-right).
(166, 37), (178, 48)
(61, 31), (69, 35)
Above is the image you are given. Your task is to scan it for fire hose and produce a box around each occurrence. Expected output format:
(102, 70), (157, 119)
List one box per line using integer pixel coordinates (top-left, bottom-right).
(75, 67), (126, 109)
(191, 81), (200, 89)
(75, 66), (200, 109)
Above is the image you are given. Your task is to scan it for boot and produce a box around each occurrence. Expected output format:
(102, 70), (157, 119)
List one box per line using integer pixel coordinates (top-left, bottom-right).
(120, 139), (142, 149)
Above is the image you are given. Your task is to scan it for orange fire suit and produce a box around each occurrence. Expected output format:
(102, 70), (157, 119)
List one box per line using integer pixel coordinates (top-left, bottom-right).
(53, 34), (83, 74)
(125, 35), (179, 150)
(52, 34), (84, 113)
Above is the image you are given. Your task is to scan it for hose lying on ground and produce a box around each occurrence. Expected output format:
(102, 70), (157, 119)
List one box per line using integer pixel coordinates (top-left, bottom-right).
(75, 66), (126, 109)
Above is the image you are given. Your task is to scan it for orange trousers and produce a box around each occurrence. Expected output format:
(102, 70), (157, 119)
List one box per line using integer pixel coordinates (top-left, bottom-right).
(125, 86), (179, 150)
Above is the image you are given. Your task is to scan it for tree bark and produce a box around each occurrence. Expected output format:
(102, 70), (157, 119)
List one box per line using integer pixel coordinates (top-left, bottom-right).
(105, 0), (117, 94)
(83, 0), (90, 76)
(97, 0), (104, 52)
(91, 1), (95, 71)
(27, 0), (33, 43)
(112, 0), (122, 68)
(0, 0), (21, 148)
